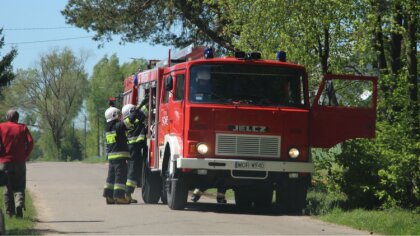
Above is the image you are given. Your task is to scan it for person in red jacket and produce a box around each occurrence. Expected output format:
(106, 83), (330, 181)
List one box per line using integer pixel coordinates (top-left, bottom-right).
(0, 109), (33, 218)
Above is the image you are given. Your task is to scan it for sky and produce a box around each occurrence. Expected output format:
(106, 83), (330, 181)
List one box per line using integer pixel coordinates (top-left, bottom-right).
(0, 0), (169, 76)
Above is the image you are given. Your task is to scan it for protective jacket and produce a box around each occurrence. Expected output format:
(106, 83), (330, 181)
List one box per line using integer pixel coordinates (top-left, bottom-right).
(105, 120), (129, 160)
(124, 104), (148, 145)
(0, 121), (33, 163)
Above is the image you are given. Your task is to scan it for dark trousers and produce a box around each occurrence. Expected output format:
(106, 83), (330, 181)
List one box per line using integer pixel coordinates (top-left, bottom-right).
(126, 141), (145, 193)
(103, 158), (128, 199)
(0, 162), (26, 215)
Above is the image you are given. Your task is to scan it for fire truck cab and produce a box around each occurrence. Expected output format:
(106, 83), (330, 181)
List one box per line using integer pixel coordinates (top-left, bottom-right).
(122, 45), (377, 212)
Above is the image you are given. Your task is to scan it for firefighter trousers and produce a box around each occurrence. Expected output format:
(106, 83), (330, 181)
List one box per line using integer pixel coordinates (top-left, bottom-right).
(126, 141), (145, 193)
(0, 162), (26, 216)
(103, 158), (128, 199)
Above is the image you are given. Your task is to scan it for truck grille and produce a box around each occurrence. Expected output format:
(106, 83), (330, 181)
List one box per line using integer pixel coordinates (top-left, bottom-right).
(215, 133), (281, 158)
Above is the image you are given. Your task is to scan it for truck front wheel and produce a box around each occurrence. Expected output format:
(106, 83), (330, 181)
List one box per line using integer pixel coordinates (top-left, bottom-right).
(276, 175), (310, 215)
(167, 174), (188, 210)
(254, 185), (274, 208)
(234, 188), (253, 208)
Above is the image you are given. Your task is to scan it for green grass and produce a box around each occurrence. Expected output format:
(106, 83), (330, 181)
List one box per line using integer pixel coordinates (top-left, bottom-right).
(0, 189), (38, 235)
(205, 188), (235, 199)
(320, 208), (420, 235)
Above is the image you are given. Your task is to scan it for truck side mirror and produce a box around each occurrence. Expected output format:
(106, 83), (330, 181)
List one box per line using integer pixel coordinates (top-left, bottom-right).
(164, 76), (173, 91)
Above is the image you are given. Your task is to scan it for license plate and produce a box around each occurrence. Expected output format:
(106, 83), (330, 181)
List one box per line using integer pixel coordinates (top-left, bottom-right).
(234, 161), (265, 169)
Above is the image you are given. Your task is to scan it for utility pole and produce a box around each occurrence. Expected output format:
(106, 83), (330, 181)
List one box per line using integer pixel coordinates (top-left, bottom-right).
(97, 108), (100, 157)
(84, 115), (87, 159)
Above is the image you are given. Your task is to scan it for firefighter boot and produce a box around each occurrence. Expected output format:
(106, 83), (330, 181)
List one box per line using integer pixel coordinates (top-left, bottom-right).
(106, 197), (115, 205)
(191, 188), (203, 202)
(216, 192), (227, 204)
(16, 206), (23, 219)
(114, 197), (130, 204)
(126, 193), (138, 203)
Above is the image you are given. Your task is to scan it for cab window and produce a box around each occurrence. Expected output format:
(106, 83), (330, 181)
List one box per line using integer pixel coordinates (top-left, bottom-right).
(174, 74), (185, 101)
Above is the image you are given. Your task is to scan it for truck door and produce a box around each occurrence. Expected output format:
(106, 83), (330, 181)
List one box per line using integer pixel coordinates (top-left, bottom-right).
(310, 74), (378, 148)
(158, 71), (186, 146)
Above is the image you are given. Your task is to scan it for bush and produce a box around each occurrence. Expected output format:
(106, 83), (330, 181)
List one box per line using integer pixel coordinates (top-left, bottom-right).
(306, 189), (347, 215)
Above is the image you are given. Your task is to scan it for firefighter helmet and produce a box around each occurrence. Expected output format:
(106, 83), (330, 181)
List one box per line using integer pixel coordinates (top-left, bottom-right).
(122, 104), (136, 119)
(105, 107), (121, 122)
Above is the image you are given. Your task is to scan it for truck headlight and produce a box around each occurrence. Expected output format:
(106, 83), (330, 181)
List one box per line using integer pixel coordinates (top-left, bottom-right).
(288, 148), (300, 158)
(197, 143), (209, 155)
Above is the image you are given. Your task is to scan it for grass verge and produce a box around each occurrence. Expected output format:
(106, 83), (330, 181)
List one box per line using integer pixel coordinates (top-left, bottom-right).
(202, 188), (419, 235)
(0, 189), (38, 235)
(320, 208), (420, 235)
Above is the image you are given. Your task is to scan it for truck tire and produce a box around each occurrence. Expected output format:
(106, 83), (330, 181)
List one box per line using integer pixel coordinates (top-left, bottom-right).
(141, 161), (162, 204)
(276, 176), (310, 215)
(234, 188), (253, 208)
(254, 186), (274, 208)
(167, 175), (188, 210)
(160, 170), (168, 204)
(0, 209), (5, 235)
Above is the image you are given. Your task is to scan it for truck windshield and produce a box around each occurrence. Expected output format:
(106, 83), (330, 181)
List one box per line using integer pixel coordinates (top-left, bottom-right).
(189, 64), (305, 107)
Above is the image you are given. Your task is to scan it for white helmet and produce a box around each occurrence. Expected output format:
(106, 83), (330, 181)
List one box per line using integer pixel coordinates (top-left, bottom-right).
(105, 107), (121, 122)
(122, 104), (135, 119)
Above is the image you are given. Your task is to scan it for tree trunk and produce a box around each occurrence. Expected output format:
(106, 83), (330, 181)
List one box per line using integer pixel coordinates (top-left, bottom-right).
(390, 3), (403, 75)
(374, 15), (388, 72)
(52, 128), (62, 160)
(318, 27), (330, 74)
(406, 6), (419, 134)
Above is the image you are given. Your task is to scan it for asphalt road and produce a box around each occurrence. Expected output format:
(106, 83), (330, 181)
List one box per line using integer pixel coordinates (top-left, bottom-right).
(27, 162), (370, 235)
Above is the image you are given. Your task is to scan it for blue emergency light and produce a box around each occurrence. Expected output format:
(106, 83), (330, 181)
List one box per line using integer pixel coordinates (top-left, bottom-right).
(204, 47), (214, 59)
(277, 51), (286, 62)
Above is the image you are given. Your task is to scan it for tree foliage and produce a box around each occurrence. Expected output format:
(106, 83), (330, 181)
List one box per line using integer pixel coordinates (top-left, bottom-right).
(85, 54), (123, 157)
(0, 28), (18, 102)
(3, 48), (89, 160)
(62, 0), (235, 50)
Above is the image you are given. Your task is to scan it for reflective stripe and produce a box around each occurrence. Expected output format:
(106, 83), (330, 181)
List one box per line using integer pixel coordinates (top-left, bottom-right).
(114, 184), (126, 191)
(124, 117), (133, 128)
(108, 151), (130, 159)
(126, 179), (137, 187)
(193, 189), (203, 196)
(127, 135), (145, 144)
(104, 183), (114, 190)
(140, 106), (148, 116)
(105, 131), (117, 144)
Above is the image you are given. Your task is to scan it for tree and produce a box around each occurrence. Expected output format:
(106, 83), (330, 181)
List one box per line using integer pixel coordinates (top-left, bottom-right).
(86, 54), (124, 157)
(0, 28), (18, 101)
(120, 58), (148, 79)
(336, 0), (419, 208)
(61, 0), (235, 50)
(5, 48), (89, 160)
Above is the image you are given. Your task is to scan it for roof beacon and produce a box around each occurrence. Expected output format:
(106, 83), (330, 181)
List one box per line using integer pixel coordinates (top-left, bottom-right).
(204, 47), (214, 59)
(277, 51), (286, 62)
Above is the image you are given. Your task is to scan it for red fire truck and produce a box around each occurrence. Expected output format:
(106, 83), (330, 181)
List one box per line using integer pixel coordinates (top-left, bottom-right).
(122, 45), (377, 212)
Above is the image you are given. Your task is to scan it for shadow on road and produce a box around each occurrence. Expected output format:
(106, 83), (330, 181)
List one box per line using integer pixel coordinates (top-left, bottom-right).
(26, 219), (106, 235)
(36, 220), (104, 223)
(183, 202), (303, 216)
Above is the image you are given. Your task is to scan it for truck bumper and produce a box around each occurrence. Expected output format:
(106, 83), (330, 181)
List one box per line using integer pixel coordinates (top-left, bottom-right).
(177, 158), (314, 173)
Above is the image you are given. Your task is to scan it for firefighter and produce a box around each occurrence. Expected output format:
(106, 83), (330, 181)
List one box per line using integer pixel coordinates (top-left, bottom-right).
(103, 107), (131, 204)
(0, 109), (33, 218)
(122, 98), (148, 203)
